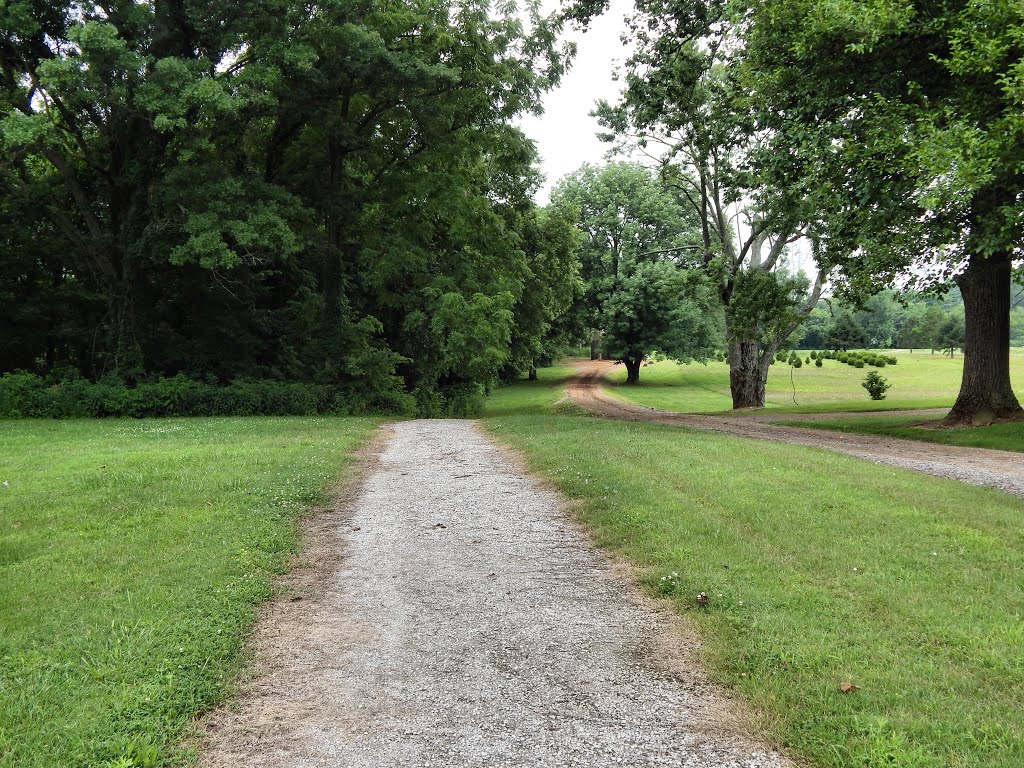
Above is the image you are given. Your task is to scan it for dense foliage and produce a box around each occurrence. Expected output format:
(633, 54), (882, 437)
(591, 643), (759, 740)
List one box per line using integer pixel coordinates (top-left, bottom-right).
(550, 162), (720, 383)
(0, 0), (575, 415)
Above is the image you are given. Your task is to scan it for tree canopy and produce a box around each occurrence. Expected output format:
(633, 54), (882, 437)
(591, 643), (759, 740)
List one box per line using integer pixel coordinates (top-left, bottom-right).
(551, 161), (720, 383)
(0, 0), (574, 414)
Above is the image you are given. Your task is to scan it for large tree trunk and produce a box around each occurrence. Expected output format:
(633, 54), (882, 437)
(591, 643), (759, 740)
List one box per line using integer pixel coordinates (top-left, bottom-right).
(623, 357), (642, 385)
(945, 251), (1023, 425)
(728, 338), (773, 409)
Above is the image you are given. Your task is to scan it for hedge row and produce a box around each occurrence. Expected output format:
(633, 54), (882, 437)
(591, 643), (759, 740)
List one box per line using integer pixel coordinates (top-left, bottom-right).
(0, 372), (424, 419)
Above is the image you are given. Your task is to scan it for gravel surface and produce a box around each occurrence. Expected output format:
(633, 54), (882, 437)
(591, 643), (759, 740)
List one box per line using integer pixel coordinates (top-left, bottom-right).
(200, 420), (790, 768)
(569, 360), (1024, 499)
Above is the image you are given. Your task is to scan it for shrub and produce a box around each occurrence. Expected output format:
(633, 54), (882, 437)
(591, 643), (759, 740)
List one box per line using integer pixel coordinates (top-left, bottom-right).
(809, 350), (817, 360)
(854, 360), (865, 368)
(0, 372), (413, 419)
(815, 358), (823, 367)
(862, 371), (892, 400)
(791, 357), (803, 368)
(873, 359), (887, 368)
(776, 351), (788, 362)
(805, 356), (811, 364)
(887, 356), (898, 365)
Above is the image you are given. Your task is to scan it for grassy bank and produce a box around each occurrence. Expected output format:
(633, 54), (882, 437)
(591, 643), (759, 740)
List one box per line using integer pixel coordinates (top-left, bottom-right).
(604, 349), (1024, 414)
(0, 417), (378, 768)
(484, 373), (1024, 768)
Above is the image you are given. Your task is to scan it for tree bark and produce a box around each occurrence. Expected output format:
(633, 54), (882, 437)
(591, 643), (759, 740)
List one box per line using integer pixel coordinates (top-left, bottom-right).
(528, 363), (537, 381)
(727, 338), (774, 408)
(623, 357), (642, 385)
(945, 251), (1023, 425)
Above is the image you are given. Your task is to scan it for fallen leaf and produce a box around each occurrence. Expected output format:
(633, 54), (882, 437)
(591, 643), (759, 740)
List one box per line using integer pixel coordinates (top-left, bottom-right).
(839, 682), (860, 693)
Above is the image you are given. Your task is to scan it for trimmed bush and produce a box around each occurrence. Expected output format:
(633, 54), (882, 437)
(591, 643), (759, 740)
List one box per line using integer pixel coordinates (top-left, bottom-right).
(854, 360), (865, 368)
(815, 358), (823, 367)
(862, 371), (892, 400)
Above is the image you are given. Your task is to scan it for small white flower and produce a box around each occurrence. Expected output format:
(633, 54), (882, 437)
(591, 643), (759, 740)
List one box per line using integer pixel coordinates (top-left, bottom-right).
(2, 480), (8, 487)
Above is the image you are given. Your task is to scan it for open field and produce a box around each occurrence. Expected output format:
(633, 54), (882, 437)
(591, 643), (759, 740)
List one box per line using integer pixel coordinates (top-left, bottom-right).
(0, 417), (378, 768)
(604, 349), (1024, 415)
(484, 373), (1024, 768)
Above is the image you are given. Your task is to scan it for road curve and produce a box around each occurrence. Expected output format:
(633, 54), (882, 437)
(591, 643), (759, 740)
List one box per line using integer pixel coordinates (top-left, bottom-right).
(567, 360), (1024, 500)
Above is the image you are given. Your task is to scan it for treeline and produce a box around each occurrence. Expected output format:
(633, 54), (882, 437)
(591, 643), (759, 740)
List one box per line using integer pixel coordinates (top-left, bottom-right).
(0, 1), (577, 416)
(796, 287), (1024, 353)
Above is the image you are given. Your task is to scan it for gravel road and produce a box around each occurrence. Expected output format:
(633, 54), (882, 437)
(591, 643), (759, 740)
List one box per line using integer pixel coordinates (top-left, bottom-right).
(569, 360), (1024, 499)
(200, 420), (790, 768)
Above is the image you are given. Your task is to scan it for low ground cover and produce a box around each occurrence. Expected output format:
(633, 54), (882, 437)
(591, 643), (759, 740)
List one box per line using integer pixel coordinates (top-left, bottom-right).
(0, 417), (378, 768)
(781, 414), (1024, 453)
(485, 373), (1024, 768)
(604, 349), (1024, 415)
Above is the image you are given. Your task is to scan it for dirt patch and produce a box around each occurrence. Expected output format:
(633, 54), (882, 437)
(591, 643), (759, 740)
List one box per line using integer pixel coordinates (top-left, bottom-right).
(569, 360), (1024, 499)
(197, 420), (791, 767)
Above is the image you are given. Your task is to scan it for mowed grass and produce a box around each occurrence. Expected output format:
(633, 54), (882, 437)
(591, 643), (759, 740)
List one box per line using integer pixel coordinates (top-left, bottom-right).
(783, 415), (1024, 453)
(484, 374), (1024, 768)
(605, 348), (1024, 414)
(0, 417), (378, 768)
(483, 365), (577, 416)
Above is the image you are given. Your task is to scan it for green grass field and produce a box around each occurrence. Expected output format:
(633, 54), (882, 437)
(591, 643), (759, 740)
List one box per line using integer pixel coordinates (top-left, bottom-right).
(0, 417), (378, 768)
(605, 349), (1024, 414)
(484, 374), (1024, 768)
(783, 414), (1024, 453)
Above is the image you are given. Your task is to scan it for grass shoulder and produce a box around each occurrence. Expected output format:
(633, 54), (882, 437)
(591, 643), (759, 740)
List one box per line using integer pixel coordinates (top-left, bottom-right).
(484, 410), (1024, 768)
(780, 414), (1024, 452)
(0, 416), (380, 768)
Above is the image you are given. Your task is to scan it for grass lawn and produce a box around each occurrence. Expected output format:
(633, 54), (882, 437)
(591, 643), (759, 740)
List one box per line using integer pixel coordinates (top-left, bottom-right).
(483, 365), (578, 416)
(605, 348), (1024, 415)
(0, 416), (378, 768)
(780, 414), (1024, 453)
(484, 373), (1024, 768)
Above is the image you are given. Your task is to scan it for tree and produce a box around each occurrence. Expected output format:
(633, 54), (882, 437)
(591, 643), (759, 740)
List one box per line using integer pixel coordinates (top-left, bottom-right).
(934, 316), (966, 359)
(584, 0), (829, 408)
(0, 0), (574, 414)
(601, 261), (720, 383)
(738, 0), (1023, 424)
(824, 312), (867, 352)
(551, 162), (720, 383)
(856, 293), (897, 349)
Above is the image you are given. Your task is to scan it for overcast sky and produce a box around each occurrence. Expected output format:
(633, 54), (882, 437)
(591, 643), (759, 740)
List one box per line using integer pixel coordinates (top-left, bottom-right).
(517, 0), (635, 204)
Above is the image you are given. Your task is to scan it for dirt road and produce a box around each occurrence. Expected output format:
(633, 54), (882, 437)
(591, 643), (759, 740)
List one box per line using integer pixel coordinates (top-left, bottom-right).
(200, 420), (789, 768)
(567, 360), (1024, 499)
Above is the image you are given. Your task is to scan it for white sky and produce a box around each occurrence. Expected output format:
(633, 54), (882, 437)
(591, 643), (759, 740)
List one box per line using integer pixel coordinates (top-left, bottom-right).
(518, 0), (635, 204)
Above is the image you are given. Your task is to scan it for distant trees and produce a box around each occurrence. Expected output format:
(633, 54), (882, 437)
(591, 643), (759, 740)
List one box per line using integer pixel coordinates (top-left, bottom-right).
(551, 162), (720, 384)
(823, 313), (866, 353)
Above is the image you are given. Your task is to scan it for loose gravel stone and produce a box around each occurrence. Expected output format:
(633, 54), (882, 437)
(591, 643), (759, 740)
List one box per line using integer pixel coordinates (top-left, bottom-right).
(200, 420), (790, 768)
